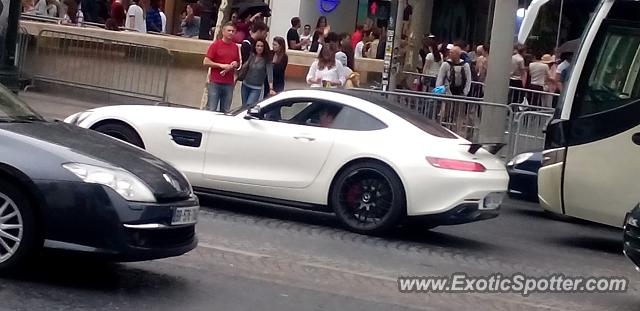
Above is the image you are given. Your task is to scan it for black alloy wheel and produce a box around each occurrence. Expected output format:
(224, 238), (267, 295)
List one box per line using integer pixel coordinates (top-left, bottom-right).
(331, 161), (406, 234)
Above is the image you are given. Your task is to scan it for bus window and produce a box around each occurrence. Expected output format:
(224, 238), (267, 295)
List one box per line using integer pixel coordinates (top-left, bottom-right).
(573, 23), (640, 117)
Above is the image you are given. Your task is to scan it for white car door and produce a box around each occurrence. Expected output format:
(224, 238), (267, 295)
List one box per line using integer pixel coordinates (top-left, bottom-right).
(202, 100), (338, 189)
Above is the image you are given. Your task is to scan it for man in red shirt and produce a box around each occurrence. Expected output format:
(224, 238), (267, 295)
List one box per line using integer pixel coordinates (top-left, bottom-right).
(203, 22), (241, 112)
(351, 25), (363, 49)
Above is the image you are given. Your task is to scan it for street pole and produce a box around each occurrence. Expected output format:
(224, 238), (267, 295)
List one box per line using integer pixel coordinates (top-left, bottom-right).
(0, 0), (21, 92)
(485, 0), (496, 44)
(387, 0), (404, 92)
(555, 0), (564, 49)
(479, 0), (518, 143)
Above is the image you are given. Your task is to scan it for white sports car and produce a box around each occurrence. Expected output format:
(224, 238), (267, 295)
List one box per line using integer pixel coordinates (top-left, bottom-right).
(65, 89), (508, 234)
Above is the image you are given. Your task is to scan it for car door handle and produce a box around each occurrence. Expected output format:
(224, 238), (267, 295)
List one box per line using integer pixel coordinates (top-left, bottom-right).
(633, 133), (640, 146)
(293, 136), (316, 142)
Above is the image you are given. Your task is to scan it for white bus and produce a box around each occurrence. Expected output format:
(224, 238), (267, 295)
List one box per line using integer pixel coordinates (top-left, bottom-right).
(521, 0), (640, 227)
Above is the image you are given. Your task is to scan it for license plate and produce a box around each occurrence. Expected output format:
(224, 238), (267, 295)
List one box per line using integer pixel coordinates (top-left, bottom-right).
(172, 206), (199, 225)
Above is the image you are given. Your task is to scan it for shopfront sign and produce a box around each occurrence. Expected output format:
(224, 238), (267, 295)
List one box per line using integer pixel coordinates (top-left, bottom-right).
(319, 0), (340, 13)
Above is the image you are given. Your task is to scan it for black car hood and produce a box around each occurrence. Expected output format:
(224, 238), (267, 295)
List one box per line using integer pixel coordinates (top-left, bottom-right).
(0, 121), (191, 202)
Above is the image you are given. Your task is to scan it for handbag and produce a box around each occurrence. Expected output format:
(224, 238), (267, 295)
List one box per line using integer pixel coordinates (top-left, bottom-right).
(236, 54), (254, 82)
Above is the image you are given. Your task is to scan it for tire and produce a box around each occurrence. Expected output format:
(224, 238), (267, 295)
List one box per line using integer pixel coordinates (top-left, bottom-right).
(0, 181), (41, 276)
(330, 161), (406, 235)
(93, 122), (144, 149)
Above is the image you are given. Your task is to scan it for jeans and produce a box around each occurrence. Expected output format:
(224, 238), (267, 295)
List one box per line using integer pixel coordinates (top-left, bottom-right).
(207, 83), (234, 112)
(241, 83), (262, 108)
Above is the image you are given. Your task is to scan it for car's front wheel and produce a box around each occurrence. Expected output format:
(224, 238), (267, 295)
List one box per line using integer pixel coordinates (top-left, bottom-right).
(0, 181), (40, 276)
(331, 161), (406, 235)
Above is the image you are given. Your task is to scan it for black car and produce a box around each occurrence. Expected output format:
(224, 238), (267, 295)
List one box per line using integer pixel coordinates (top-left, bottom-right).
(0, 86), (198, 274)
(624, 204), (640, 271)
(506, 152), (543, 202)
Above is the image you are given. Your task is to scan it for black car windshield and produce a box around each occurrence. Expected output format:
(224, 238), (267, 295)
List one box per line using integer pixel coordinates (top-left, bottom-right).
(0, 85), (45, 122)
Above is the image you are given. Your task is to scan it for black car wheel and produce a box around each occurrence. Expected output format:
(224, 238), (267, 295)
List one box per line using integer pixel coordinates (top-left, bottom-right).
(93, 122), (145, 149)
(0, 181), (40, 276)
(331, 161), (406, 234)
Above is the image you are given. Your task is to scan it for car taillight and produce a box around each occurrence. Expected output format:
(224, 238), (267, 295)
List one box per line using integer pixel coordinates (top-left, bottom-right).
(426, 157), (486, 172)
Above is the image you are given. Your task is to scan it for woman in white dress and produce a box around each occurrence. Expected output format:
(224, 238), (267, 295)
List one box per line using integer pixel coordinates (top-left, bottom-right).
(422, 40), (443, 91)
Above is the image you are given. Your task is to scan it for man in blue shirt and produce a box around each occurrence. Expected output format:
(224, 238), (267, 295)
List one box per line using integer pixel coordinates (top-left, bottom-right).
(454, 40), (471, 64)
(146, 0), (163, 33)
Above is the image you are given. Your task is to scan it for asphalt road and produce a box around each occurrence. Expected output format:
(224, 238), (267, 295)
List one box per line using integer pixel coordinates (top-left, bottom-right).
(2, 92), (638, 311)
(1, 198), (638, 311)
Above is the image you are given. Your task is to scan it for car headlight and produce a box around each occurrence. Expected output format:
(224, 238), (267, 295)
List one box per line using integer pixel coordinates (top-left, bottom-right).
(507, 152), (534, 167)
(63, 163), (156, 203)
(627, 214), (639, 228)
(178, 170), (194, 196)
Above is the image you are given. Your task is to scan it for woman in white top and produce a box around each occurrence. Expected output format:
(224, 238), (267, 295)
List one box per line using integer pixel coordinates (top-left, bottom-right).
(306, 45), (346, 88)
(354, 31), (373, 59)
(422, 41), (443, 90)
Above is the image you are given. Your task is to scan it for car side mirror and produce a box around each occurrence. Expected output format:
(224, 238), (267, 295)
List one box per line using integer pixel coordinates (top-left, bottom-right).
(244, 105), (261, 120)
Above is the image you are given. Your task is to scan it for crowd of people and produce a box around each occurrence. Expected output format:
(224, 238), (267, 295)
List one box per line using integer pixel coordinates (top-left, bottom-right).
(23, 0), (573, 110)
(407, 35), (573, 107)
(22, 0), (171, 32)
(203, 14), (366, 113)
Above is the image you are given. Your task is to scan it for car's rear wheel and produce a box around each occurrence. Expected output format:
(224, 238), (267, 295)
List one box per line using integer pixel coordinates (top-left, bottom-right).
(0, 181), (40, 276)
(331, 161), (406, 234)
(93, 122), (145, 149)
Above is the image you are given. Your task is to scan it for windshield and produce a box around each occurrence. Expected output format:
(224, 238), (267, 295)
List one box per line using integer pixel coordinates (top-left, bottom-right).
(0, 85), (45, 122)
(572, 2), (640, 118)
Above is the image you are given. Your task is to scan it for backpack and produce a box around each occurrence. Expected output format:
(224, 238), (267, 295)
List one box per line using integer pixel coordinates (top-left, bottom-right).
(448, 60), (467, 95)
(241, 39), (252, 63)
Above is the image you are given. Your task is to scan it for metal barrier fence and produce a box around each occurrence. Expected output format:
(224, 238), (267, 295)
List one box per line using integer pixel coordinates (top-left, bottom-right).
(402, 71), (560, 107)
(29, 29), (172, 101)
(505, 104), (555, 157)
(16, 26), (30, 84)
(351, 88), (554, 159)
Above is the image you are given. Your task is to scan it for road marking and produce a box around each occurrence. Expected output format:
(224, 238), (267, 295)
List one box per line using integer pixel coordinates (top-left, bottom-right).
(194, 243), (576, 311)
(197, 242), (397, 281)
(299, 262), (397, 282)
(198, 242), (272, 258)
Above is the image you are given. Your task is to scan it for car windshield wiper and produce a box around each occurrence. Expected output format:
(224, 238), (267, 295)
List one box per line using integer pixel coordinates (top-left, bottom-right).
(0, 116), (42, 123)
(13, 115), (45, 122)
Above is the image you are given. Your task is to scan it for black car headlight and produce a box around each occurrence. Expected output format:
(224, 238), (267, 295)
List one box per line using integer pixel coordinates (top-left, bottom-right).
(507, 152), (534, 167)
(627, 214), (639, 228)
(542, 148), (565, 167)
(63, 163), (156, 203)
